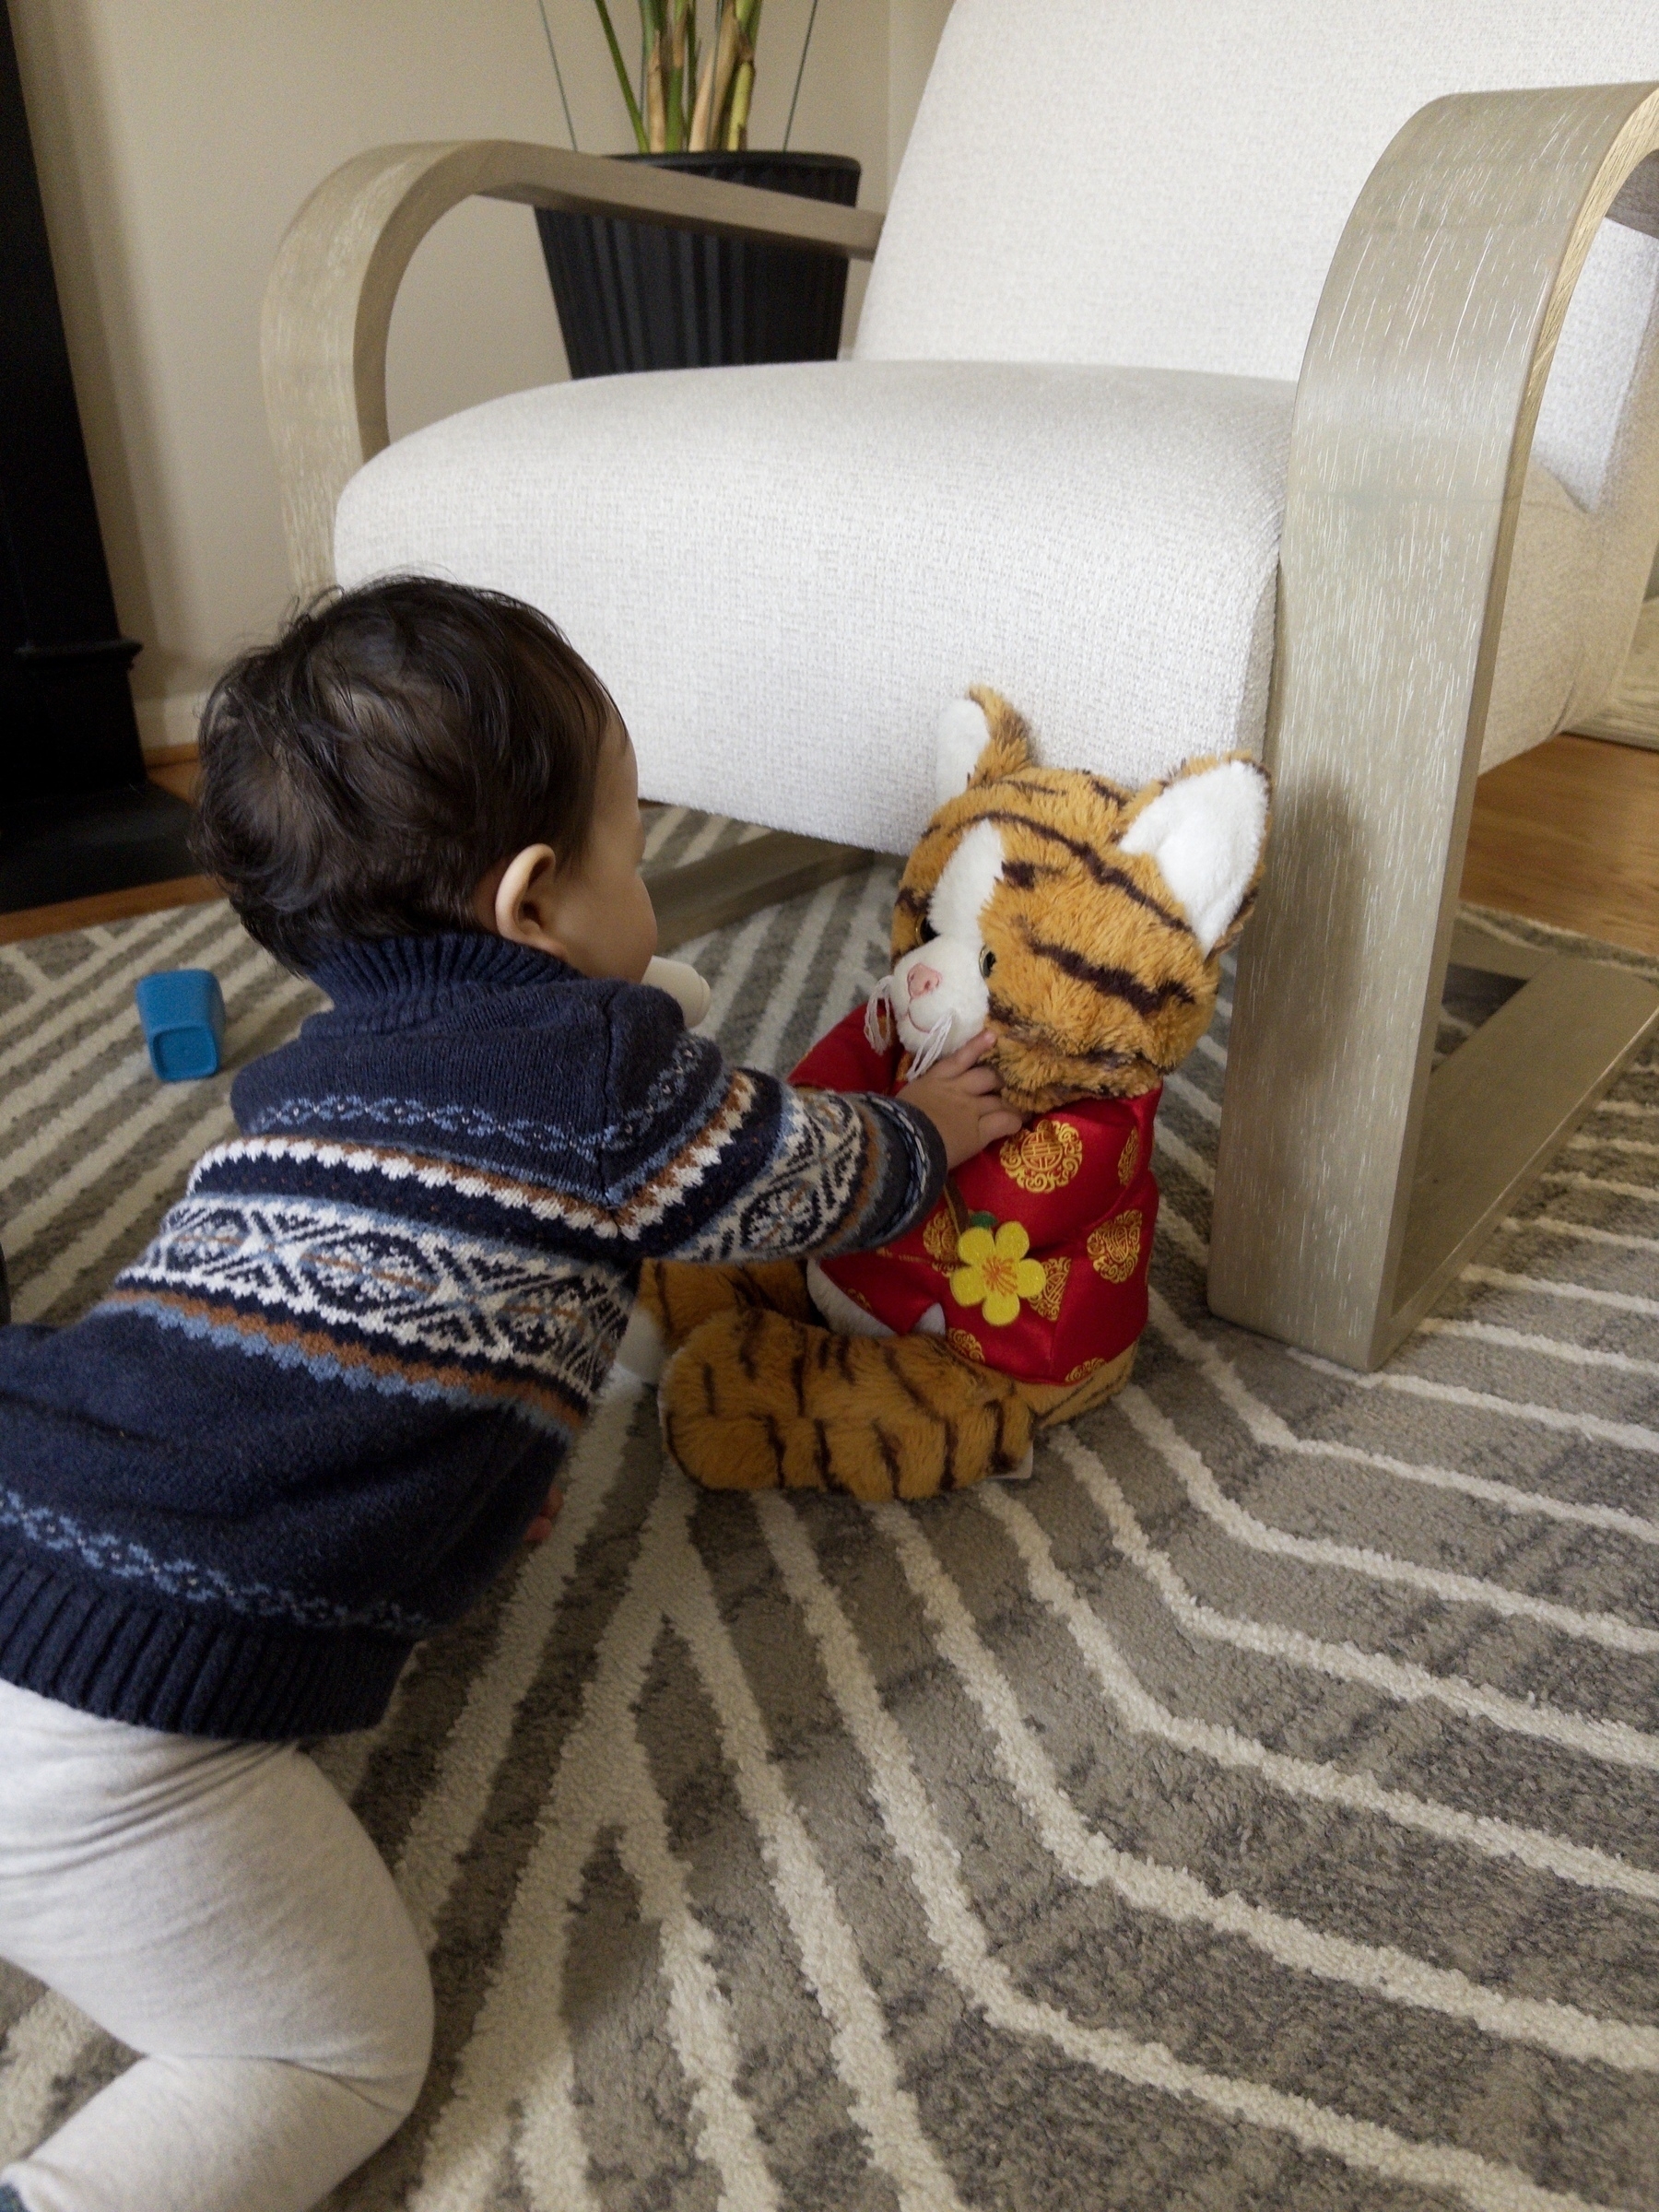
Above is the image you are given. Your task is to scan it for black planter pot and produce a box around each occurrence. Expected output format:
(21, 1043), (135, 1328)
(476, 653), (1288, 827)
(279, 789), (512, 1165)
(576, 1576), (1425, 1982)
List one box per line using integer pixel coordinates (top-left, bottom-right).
(536, 151), (861, 377)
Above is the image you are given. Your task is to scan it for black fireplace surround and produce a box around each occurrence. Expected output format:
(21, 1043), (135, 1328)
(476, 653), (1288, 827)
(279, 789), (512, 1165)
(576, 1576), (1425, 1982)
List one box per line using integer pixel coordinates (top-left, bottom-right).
(0, 0), (194, 913)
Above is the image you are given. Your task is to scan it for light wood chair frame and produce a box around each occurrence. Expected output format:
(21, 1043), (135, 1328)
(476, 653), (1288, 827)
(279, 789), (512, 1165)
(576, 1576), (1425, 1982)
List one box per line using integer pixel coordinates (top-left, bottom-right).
(261, 101), (1659, 1371)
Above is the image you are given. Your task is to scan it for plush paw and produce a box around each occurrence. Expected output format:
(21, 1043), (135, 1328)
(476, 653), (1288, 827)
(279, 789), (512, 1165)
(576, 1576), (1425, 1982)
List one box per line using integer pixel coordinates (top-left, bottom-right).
(990, 1442), (1035, 1482)
(615, 1301), (667, 1383)
(642, 955), (712, 1029)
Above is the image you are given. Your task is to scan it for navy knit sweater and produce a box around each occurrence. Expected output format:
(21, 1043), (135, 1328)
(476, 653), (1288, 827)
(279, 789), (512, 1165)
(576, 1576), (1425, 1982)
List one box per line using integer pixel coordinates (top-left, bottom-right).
(0, 935), (944, 1739)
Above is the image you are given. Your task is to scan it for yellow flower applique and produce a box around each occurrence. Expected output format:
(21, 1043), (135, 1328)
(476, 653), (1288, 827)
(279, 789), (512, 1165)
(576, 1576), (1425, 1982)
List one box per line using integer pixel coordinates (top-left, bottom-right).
(950, 1220), (1045, 1327)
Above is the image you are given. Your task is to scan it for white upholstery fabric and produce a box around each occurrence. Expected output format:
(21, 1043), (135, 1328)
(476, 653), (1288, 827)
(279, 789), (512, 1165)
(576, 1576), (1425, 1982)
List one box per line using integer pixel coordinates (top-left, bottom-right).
(335, 0), (1659, 826)
(336, 361), (1295, 854)
(1550, 218), (1659, 735)
(861, 2), (1656, 409)
(335, 355), (1594, 815)
(862, 0), (1659, 743)
(1488, 219), (1659, 759)
(1488, 467), (1598, 771)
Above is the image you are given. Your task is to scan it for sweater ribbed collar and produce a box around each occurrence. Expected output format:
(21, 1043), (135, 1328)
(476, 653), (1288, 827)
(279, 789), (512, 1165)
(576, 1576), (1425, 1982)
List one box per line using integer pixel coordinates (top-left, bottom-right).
(309, 932), (572, 1011)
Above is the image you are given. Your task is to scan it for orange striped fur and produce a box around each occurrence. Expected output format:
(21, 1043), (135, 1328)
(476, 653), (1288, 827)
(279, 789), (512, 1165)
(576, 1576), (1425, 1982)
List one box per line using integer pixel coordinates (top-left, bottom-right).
(894, 690), (1263, 1112)
(646, 695), (1265, 1498)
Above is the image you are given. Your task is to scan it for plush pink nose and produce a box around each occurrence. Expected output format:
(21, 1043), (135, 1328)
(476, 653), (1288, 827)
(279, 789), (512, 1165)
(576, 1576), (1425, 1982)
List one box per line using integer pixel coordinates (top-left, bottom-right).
(907, 963), (942, 1000)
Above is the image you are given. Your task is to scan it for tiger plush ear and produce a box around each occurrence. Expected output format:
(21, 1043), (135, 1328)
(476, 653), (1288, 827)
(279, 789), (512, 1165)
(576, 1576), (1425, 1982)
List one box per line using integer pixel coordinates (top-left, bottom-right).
(1119, 755), (1270, 957)
(934, 687), (1038, 804)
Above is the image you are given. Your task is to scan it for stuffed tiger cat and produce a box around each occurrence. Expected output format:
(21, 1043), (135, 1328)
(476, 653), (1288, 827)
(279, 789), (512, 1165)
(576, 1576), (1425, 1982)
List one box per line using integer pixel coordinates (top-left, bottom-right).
(624, 688), (1270, 1499)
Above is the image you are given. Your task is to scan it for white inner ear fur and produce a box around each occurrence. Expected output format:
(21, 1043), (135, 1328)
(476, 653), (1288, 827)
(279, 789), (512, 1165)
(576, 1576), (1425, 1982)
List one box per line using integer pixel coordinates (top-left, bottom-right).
(934, 697), (992, 805)
(928, 818), (1004, 943)
(1118, 759), (1269, 955)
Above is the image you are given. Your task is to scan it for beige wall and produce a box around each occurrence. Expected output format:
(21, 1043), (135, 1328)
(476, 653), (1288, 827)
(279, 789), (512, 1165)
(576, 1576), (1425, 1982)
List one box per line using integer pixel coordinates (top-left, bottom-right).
(888, 0), (954, 190)
(9, 0), (951, 754)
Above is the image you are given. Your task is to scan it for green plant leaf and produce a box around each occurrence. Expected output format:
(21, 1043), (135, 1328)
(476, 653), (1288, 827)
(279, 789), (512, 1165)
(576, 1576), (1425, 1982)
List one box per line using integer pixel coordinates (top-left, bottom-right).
(592, 0), (649, 151)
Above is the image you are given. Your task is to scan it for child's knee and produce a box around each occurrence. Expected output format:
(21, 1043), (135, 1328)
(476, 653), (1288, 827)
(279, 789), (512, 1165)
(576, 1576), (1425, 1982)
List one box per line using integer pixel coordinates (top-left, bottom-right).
(382, 1918), (435, 2110)
(348, 1940), (433, 2128)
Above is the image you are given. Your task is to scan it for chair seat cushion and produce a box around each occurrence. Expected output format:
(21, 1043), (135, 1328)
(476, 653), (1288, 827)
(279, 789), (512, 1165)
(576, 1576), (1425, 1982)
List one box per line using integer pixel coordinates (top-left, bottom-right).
(335, 361), (1292, 853)
(335, 358), (1591, 849)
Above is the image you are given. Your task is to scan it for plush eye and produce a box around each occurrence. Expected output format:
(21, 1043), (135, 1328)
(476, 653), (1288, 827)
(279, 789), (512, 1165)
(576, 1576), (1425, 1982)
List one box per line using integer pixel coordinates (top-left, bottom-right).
(919, 918), (938, 944)
(978, 947), (996, 978)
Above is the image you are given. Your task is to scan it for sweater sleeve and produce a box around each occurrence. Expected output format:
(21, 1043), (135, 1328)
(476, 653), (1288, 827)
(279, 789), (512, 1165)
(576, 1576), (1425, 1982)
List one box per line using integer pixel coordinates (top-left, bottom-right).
(605, 993), (946, 1265)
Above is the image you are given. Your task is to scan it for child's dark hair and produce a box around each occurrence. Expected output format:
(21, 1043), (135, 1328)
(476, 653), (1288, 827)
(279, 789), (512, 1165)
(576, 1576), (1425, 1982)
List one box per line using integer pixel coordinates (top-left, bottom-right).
(192, 577), (616, 972)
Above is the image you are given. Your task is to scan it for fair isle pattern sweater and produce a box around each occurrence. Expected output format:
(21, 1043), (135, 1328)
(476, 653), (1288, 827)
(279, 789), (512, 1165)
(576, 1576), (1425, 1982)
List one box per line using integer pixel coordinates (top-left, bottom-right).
(0, 935), (944, 1739)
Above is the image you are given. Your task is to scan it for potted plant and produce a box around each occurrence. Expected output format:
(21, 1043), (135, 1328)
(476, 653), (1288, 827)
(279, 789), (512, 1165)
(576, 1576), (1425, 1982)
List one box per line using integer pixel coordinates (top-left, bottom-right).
(535, 0), (860, 374)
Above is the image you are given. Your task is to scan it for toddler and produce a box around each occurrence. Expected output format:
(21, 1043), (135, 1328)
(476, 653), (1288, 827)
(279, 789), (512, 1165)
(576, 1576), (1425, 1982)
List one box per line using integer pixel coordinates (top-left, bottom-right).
(0, 579), (1018, 2212)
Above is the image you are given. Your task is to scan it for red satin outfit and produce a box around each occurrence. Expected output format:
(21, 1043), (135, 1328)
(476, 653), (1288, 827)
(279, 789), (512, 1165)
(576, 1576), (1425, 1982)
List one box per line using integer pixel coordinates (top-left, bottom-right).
(792, 1006), (1161, 1388)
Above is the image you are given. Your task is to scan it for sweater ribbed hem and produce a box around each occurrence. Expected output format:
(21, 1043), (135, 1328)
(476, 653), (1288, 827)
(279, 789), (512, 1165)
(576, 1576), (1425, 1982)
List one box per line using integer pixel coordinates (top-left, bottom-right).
(0, 1555), (411, 1741)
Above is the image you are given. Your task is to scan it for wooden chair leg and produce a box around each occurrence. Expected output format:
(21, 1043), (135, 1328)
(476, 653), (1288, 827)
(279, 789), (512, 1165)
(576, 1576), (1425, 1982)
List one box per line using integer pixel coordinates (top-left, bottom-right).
(1387, 923), (1654, 1350)
(1214, 824), (1657, 1371)
(1206, 83), (1659, 1370)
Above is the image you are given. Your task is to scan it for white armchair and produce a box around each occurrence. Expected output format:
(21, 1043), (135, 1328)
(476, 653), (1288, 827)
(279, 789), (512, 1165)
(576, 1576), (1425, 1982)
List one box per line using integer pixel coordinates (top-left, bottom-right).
(263, 0), (1659, 1369)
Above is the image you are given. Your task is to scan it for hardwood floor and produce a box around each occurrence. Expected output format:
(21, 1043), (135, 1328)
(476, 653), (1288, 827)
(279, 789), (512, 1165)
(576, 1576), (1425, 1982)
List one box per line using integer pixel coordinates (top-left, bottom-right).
(146, 753), (198, 805)
(3, 733), (1655, 955)
(1459, 731), (1659, 956)
(0, 751), (214, 947)
(0, 871), (218, 946)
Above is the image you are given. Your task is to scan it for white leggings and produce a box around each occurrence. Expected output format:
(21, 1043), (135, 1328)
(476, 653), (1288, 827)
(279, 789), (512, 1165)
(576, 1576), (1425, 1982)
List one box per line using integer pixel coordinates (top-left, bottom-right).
(0, 1678), (432, 2212)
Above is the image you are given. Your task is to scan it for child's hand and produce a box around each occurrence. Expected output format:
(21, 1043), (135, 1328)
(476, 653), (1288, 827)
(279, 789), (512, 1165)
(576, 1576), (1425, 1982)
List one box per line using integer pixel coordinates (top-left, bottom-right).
(901, 1032), (1023, 1169)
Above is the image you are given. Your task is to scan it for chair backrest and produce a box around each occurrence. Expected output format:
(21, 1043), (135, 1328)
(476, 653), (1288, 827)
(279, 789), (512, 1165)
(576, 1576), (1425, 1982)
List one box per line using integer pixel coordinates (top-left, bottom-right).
(857, 0), (1659, 717)
(861, 0), (1655, 387)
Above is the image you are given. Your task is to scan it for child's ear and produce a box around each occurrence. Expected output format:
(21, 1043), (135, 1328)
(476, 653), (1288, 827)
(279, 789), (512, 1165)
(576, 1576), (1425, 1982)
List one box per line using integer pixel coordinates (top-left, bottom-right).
(1118, 756), (1271, 956)
(492, 843), (562, 949)
(934, 687), (1039, 805)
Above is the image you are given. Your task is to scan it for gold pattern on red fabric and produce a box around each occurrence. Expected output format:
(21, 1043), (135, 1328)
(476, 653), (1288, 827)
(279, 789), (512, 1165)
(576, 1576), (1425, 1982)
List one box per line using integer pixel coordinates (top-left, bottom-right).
(922, 1206), (958, 1274)
(1088, 1210), (1143, 1282)
(791, 1006), (1161, 1390)
(999, 1118), (1085, 1194)
(1030, 1255), (1070, 1322)
(1065, 1357), (1105, 1384)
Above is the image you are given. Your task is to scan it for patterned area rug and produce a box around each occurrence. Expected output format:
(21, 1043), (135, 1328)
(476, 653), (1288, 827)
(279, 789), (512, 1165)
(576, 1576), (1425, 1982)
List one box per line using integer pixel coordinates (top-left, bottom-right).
(0, 822), (1655, 2212)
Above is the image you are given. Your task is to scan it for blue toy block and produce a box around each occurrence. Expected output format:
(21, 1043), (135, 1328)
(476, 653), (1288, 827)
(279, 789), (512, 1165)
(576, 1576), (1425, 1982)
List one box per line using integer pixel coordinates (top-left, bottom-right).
(135, 968), (226, 1082)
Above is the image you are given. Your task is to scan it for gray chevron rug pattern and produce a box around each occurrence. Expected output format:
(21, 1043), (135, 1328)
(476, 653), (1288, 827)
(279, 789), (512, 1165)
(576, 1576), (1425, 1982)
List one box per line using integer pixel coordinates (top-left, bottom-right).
(0, 818), (1655, 2212)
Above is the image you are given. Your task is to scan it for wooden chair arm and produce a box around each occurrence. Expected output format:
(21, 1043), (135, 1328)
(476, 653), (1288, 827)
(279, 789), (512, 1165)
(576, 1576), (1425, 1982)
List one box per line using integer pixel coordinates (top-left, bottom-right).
(260, 140), (885, 595)
(1211, 80), (1659, 1365)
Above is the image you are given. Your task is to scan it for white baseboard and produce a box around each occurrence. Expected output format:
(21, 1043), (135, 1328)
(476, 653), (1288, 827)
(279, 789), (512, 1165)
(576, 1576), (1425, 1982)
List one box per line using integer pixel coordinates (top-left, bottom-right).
(135, 691), (208, 759)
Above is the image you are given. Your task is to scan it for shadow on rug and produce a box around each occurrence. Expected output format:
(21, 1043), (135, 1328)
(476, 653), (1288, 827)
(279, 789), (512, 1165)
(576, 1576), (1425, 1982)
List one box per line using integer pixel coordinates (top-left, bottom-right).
(0, 847), (1654, 2212)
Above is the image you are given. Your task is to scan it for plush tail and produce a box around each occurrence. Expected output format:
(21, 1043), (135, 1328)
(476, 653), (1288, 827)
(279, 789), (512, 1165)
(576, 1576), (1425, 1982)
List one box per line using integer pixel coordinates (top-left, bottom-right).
(658, 1308), (1035, 1499)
